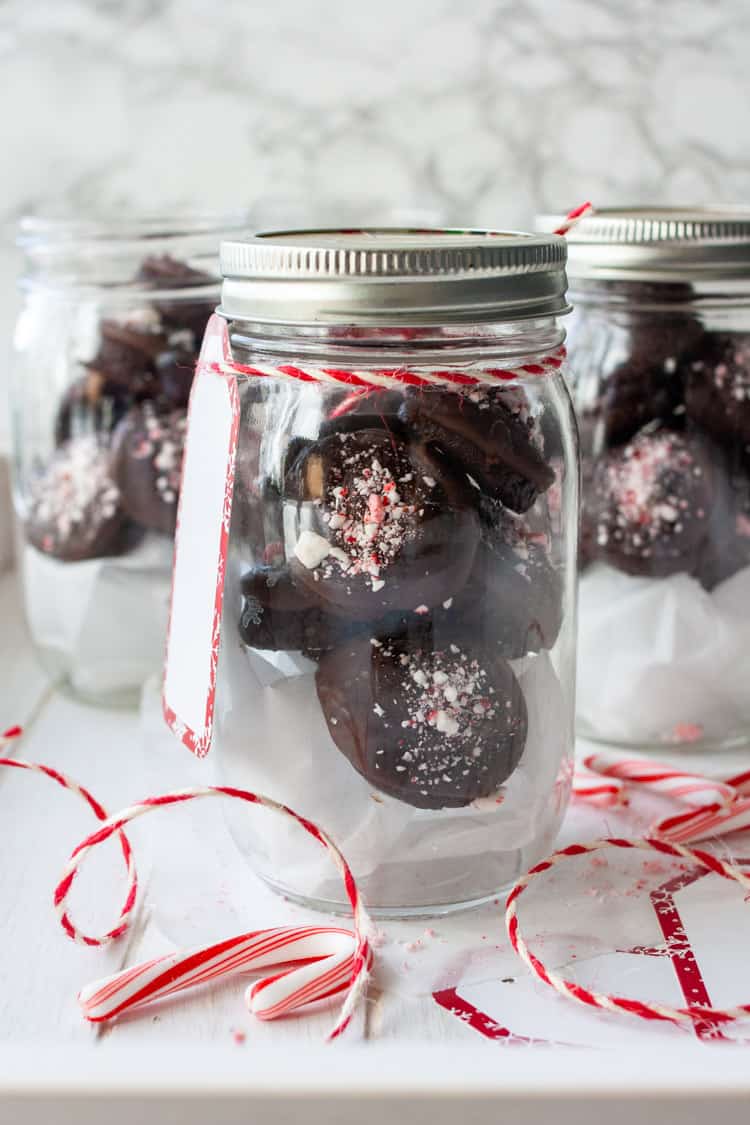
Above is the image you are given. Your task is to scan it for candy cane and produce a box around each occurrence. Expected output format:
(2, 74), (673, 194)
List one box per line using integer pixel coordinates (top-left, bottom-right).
(654, 797), (750, 845)
(583, 750), (737, 809)
(571, 765), (626, 808)
(1, 728), (371, 1041)
(79, 926), (368, 1024)
(506, 836), (750, 1027)
(53, 786), (371, 1041)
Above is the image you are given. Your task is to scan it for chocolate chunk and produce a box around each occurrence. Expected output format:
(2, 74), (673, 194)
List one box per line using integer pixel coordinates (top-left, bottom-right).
(398, 386), (554, 513)
(586, 426), (715, 578)
(110, 403), (186, 536)
(286, 428), (479, 616)
(25, 435), (126, 561)
(316, 633), (527, 809)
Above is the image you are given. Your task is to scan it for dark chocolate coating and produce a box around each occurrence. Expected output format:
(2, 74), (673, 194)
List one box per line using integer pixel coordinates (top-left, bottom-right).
(88, 320), (166, 398)
(25, 436), (126, 562)
(458, 515), (563, 658)
(136, 255), (215, 339)
(154, 346), (197, 408)
(110, 404), (186, 536)
(54, 369), (131, 446)
(398, 386), (554, 514)
(685, 333), (750, 451)
(239, 566), (363, 657)
(316, 633), (527, 809)
(286, 428), (479, 616)
(586, 426), (714, 578)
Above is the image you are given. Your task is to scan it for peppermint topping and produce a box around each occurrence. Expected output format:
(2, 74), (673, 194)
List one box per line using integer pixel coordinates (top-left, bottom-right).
(29, 435), (120, 551)
(693, 340), (750, 401)
(372, 643), (505, 796)
(313, 436), (431, 592)
(597, 430), (703, 554)
(132, 405), (185, 506)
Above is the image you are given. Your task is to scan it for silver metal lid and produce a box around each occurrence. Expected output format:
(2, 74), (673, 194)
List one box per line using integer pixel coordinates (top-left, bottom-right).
(219, 228), (569, 325)
(537, 207), (750, 282)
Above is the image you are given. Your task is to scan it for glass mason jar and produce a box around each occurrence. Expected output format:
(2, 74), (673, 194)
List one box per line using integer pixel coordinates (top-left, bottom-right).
(209, 228), (579, 916)
(542, 207), (750, 751)
(10, 213), (249, 705)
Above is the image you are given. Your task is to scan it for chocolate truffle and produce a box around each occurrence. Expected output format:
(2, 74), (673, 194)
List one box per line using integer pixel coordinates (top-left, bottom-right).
(25, 435), (125, 561)
(398, 385), (554, 514)
(316, 633), (527, 809)
(587, 426), (714, 578)
(239, 566), (362, 657)
(87, 312), (167, 398)
(110, 403), (186, 535)
(286, 428), (479, 616)
(685, 333), (750, 451)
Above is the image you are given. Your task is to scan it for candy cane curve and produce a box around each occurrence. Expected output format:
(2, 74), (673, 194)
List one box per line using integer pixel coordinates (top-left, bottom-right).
(582, 750), (738, 809)
(506, 835), (750, 1026)
(54, 785), (372, 1041)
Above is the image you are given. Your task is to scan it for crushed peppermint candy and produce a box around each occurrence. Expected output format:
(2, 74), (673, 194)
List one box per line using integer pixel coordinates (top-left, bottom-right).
(131, 404), (186, 507)
(29, 435), (120, 552)
(311, 436), (432, 592)
(372, 642), (507, 796)
(596, 429), (705, 554)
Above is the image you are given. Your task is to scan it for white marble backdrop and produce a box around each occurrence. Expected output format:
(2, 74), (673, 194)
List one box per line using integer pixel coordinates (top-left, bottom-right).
(1, 0), (750, 451)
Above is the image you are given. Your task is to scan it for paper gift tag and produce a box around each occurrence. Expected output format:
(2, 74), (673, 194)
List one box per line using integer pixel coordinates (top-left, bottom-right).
(163, 315), (240, 756)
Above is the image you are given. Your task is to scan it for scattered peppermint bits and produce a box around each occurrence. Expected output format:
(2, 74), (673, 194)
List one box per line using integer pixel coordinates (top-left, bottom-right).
(371, 642), (508, 798)
(28, 435), (121, 555)
(134, 404), (186, 507)
(310, 435), (433, 593)
(593, 428), (709, 562)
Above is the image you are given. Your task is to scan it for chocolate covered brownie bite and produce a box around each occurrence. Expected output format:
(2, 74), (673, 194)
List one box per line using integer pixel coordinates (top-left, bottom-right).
(285, 427), (480, 616)
(316, 632), (528, 809)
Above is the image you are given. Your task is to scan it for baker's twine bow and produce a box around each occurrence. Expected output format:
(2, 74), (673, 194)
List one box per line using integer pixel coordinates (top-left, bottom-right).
(0, 726), (371, 1041)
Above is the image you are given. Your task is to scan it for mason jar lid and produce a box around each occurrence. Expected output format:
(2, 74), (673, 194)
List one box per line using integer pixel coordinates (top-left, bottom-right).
(537, 207), (750, 282)
(218, 227), (570, 325)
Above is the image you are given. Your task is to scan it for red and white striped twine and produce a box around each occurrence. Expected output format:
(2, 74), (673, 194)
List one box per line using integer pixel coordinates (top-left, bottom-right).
(506, 835), (750, 1028)
(0, 726), (371, 1041)
(212, 349), (567, 393)
(206, 204), (594, 393)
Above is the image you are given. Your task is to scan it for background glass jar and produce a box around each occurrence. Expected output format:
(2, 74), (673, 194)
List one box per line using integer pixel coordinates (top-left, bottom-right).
(541, 207), (750, 751)
(210, 228), (579, 916)
(10, 212), (250, 705)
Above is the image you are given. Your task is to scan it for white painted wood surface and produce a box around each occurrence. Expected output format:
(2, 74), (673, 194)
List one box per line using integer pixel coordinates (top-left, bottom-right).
(2, 567), (750, 1123)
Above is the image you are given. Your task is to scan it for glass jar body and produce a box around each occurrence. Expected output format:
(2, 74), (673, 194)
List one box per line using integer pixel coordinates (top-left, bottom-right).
(568, 279), (750, 750)
(10, 217), (241, 705)
(212, 320), (578, 916)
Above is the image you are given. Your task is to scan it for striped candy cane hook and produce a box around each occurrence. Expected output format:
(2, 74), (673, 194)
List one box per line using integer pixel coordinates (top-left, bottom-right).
(54, 785), (372, 1041)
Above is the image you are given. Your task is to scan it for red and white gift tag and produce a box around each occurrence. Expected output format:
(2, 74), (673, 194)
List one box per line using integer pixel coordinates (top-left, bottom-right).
(163, 315), (240, 756)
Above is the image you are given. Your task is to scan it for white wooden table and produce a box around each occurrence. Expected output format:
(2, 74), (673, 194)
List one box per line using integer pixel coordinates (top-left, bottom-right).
(2, 567), (750, 1124)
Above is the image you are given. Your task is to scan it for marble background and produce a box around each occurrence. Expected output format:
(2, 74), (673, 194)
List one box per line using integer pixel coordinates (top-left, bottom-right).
(1, 0), (750, 452)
